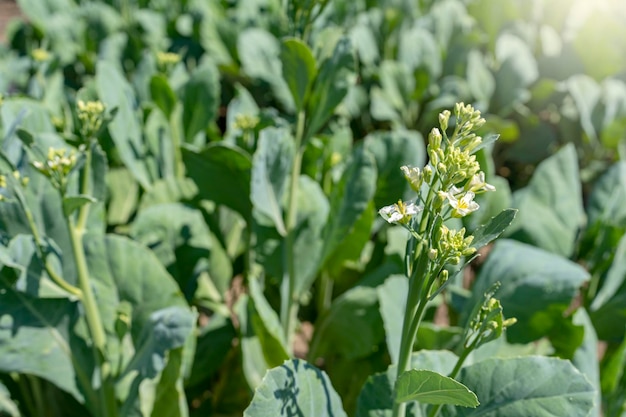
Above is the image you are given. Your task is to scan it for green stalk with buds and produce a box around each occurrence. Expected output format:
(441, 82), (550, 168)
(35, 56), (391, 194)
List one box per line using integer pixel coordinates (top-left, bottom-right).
(378, 103), (516, 417)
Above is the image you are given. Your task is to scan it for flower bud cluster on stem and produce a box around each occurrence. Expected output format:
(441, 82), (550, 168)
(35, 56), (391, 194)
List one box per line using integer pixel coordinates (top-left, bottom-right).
(378, 103), (510, 417)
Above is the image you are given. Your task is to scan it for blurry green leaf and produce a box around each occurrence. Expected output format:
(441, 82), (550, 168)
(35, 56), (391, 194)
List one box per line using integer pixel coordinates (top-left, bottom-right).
(570, 309), (601, 417)
(106, 168), (139, 225)
(587, 161), (626, 228)
(150, 74), (177, 120)
(62, 195), (97, 217)
(182, 143), (252, 221)
(187, 312), (235, 387)
(182, 60), (220, 144)
(130, 203), (232, 300)
(138, 177), (197, 210)
(0, 289), (88, 404)
(600, 325), (626, 394)
(310, 286), (384, 361)
(399, 26), (441, 78)
(96, 60), (152, 188)
(396, 370), (478, 407)
(377, 275), (407, 364)
(0, 381), (19, 417)
(442, 357), (595, 417)
(244, 359), (346, 417)
(238, 28), (294, 111)
(464, 239), (589, 344)
(507, 144), (585, 257)
(470, 208), (517, 250)
(305, 37), (354, 140)
(251, 127), (294, 236)
(280, 38), (317, 112)
(248, 277), (289, 366)
(467, 50), (495, 106)
(566, 75), (601, 142)
(321, 146), (377, 264)
(363, 130), (426, 208)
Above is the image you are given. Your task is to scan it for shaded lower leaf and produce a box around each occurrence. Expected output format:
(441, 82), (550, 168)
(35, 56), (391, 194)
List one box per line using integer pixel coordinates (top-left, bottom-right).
(395, 370), (478, 407)
(244, 359), (347, 417)
(470, 209), (517, 250)
(443, 356), (595, 417)
(63, 195), (97, 217)
(0, 381), (19, 417)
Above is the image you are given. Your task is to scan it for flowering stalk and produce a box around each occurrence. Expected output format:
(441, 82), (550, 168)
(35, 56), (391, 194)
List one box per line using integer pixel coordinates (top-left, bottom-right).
(380, 103), (501, 417)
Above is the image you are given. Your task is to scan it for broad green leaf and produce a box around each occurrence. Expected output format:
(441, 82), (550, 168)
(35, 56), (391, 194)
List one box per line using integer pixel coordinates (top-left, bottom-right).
(247, 277), (289, 365)
(96, 60), (152, 188)
(237, 294), (272, 389)
(106, 168), (139, 225)
(357, 350), (459, 417)
(1, 99), (55, 162)
(466, 50), (495, 107)
(150, 74), (177, 119)
(0, 381), (19, 417)
(130, 203), (232, 301)
(2, 235), (67, 298)
(255, 176), (328, 298)
(0, 289), (91, 405)
(363, 130), (426, 208)
(507, 144), (585, 257)
(251, 127), (294, 236)
(237, 28), (294, 111)
(182, 60), (220, 144)
(142, 347), (187, 417)
(143, 106), (175, 180)
(589, 233), (626, 341)
(442, 357), (595, 417)
(600, 324), (626, 394)
(396, 370), (478, 407)
(182, 143), (252, 221)
(280, 38), (317, 112)
(377, 275), (408, 364)
(321, 146), (377, 265)
(304, 37), (354, 141)
(244, 359), (347, 417)
(571, 309), (601, 417)
(309, 286), (384, 361)
(566, 75), (601, 141)
(138, 177), (197, 210)
(63, 195), (97, 217)
(186, 312), (235, 388)
(586, 161), (626, 228)
(470, 209), (517, 250)
(464, 239), (589, 344)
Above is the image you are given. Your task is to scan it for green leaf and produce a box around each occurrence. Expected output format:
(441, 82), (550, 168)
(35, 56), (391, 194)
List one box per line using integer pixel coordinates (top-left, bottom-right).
(507, 144), (585, 257)
(467, 49), (495, 106)
(377, 275), (408, 364)
(247, 277), (289, 366)
(363, 130), (426, 208)
(464, 239), (589, 344)
(182, 60), (220, 144)
(244, 359), (347, 417)
(470, 208), (517, 250)
(251, 127), (294, 236)
(571, 309), (601, 417)
(321, 146), (377, 264)
(62, 195), (97, 217)
(96, 60), (152, 188)
(150, 74), (177, 119)
(130, 203), (232, 300)
(443, 357), (595, 417)
(305, 37), (354, 140)
(309, 286), (384, 361)
(0, 289), (90, 404)
(182, 143), (252, 221)
(396, 370), (479, 407)
(280, 38), (317, 112)
(586, 161), (626, 228)
(0, 381), (19, 417)
(106, 167), (139, 225)
(357, 350), (459, 417)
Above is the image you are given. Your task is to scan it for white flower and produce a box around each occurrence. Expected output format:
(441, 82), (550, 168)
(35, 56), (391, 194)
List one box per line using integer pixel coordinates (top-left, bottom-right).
(401, 165), (422, 191)
(379, 200), (423, 224)
(466, 172), (495, 193)
(448, 191), (479, 217)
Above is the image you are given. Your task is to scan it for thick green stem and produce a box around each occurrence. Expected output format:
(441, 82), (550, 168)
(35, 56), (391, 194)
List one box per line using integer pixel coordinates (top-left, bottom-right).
(280, 110), (306, 345)
(67, 218), (117, 417)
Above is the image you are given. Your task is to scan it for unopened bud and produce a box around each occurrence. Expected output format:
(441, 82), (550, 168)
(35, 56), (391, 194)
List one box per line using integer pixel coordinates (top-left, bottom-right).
(423, 165), (433, 183)
(439, 269), (449, 283)
(439, 110), (450, 132)
(428, 248), (438, 260)
(429, 128), (442, 150)
(449, 256), (460, 265)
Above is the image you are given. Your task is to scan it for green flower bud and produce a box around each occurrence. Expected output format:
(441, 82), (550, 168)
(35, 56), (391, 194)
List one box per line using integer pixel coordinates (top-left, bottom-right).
(439, 269), (449, 283)
(423, 165), (433, 183)
(439, 110), (450, 132)
(429, 128), (442, 150)
(428, 248), (438, 260)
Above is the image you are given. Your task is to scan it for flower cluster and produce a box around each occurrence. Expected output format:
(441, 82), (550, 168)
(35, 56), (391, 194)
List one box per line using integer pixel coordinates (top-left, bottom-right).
(435, 225), (476, 265)
(156, 51), (181, 72)
(233, 114), (260, 131)
(77, 100), (105, 139)
(0, 171), (29, 201)
(464, 284), (516, 350)
(31, 48), (51, 62)
(32, 147), (79, 192)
